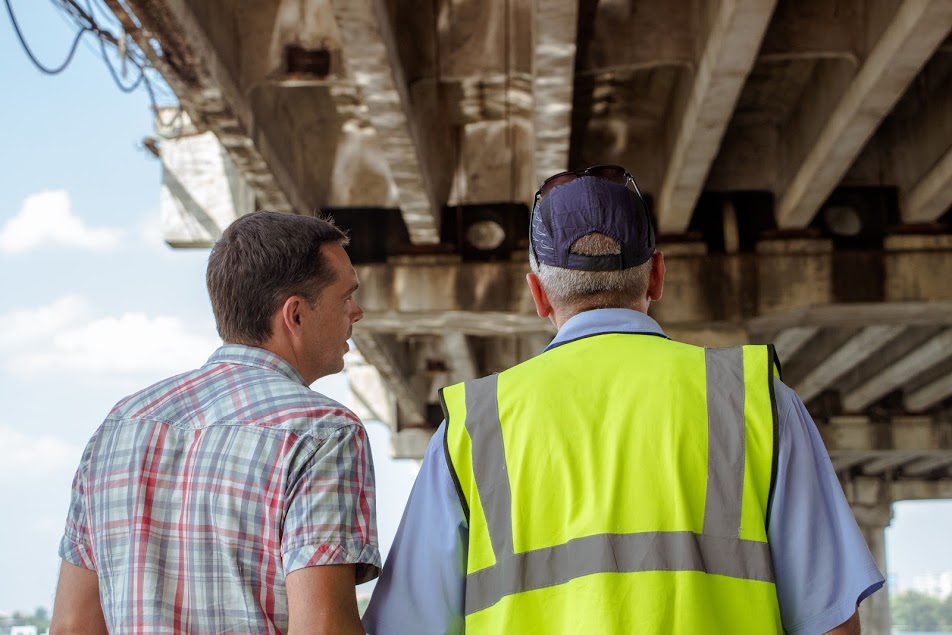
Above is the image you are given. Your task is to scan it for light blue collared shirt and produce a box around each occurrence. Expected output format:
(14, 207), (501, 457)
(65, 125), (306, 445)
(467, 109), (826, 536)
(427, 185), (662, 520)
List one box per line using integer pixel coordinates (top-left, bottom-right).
(364, 309), (883, 635)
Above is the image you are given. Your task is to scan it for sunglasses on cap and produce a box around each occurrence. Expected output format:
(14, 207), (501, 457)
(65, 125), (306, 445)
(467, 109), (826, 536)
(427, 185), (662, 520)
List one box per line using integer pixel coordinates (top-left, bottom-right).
(533, 164), (647, 206)
(529, 164), (656, 269)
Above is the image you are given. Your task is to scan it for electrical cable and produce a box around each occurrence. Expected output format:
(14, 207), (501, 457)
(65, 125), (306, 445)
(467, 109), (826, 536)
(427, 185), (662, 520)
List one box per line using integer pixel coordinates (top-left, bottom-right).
(10, 0), (178, 149)
(76, 0), (182, 129)
(83, 0), (145, 93)
(8, 0), (186, 136)
(4, 0), (88, 75)
(98, 39), (146, 93)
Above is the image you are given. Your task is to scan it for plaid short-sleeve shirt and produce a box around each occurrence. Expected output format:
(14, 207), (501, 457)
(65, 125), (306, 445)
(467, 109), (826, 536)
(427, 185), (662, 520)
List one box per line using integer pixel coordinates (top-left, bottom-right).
(59, 344), (380, 634)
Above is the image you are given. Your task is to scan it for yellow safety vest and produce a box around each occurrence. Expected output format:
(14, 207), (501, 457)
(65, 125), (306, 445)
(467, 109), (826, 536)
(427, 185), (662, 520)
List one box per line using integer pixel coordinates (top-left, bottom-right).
(441, 333), (783, 633)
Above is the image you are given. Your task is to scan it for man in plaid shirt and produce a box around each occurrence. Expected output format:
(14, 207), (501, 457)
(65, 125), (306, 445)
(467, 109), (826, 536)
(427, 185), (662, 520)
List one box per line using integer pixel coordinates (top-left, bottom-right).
(51, 211), (380, 634)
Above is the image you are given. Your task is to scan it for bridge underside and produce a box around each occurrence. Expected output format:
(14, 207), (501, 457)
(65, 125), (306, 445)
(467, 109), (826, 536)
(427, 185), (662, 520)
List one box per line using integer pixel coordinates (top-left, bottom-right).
(102, 4), (952, 622)
(101, 0), (952, 628)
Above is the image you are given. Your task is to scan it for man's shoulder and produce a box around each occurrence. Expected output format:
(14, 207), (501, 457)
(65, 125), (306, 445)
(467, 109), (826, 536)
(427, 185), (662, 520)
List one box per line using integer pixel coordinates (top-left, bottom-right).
(257, 384), (364, 434)
(108, 360), (362, 435)
(770, 376), (806, 422)
(109, 366), (201, 419)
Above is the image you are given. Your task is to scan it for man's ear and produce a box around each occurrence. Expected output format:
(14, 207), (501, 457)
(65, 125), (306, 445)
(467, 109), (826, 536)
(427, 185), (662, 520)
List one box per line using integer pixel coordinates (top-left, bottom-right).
(647, 251), (665, 302)
(279, 295), (305, 337)
(526, 272), (553, 319)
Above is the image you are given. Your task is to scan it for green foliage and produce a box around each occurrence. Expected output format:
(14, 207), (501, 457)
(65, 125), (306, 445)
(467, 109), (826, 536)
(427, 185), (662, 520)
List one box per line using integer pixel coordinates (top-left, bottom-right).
(891, 591), (952, 632)
(357, 594), (371, 617)
(6, 606), (51, 632)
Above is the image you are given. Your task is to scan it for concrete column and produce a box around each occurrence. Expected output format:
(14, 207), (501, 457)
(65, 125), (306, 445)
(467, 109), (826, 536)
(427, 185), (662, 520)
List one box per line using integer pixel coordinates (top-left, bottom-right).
(851, 502), (894, 635)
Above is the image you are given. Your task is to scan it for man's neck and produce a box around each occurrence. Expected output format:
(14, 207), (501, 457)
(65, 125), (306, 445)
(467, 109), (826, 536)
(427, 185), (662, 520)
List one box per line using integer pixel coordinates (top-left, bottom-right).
(553, 302), (648, 330)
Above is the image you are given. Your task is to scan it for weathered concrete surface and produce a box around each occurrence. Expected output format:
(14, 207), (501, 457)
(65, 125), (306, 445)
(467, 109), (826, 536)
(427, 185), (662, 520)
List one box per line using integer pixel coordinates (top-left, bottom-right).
(775, 0), (952, 228)
(111, 3), (952, 543)
(655, 0), (777, 233)
(331, 0), (442, 243)
(158, 112), (255, 247)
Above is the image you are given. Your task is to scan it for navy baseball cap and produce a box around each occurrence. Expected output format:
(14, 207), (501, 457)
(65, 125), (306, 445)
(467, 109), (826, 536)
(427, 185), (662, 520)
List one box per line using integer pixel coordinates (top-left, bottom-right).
(530, 175), (655, 271)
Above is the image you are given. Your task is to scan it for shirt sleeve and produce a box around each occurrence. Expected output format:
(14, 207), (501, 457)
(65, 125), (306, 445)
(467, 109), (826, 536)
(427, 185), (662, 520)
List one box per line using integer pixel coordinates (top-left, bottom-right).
(281, 421), (382, 584)
(768, 379), (885, 634)
(58, 436), (97, 570)
(363, 422), (468, 635)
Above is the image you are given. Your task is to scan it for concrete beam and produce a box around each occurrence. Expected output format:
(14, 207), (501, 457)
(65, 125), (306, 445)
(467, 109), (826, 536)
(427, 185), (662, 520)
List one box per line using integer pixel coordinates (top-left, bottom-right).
(390, 428), (436, 460)
(891, 478), (952, 500)
(829, 451), (873, 473)
(885, 234), (952, 303)
(902, 453), (952, 477)
(771, 326), (819, 364)
(775, 0), (952, 228)
(892, 415), (940, 451)
(351, 332), (428, 424)
(344, 347), (395, 426)
(885, 48), (952, 223)
(902, 145), (952, 222)
(360, 311), (551, 337)
(795, 325), (906, 403)
(843, 328), (952, 411)
(842, 475), (892, 507)
(757, 0), (860, 62)
(749, 302), (952, 333)
(442, 332), (479, 382)
(849, 498), (893, 635)
(655, 0), (777, 233)
(158, 112), (256, 246)
(905, 372), (952, 412)
(354, 250), (952, 335)
(755, 238), (833, 315)
(532, 0), (579, 187)
(822, 416), (875, 452)
(844, 475), (952, 505)
(330, 0), (442, 243)
(822, 415), (951, 452)
(114, 0), (307, 215)
(860, 452), (921, 476)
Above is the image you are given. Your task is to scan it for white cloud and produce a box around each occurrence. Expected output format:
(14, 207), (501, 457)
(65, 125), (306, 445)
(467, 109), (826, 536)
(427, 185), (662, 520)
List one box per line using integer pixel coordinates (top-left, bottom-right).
(0, 190), (123, 254)
(0, 425), (84, 481)
(0, 296), (221, 379)
(21, 313), (220, 376)
(0, 294), (90, 349)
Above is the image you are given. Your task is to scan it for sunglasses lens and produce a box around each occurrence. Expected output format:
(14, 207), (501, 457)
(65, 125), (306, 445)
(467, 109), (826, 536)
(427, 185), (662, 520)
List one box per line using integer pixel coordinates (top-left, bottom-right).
(535, 165), (634, 203)
(539, 172), (580, 198)
(587, 165), (628, 184)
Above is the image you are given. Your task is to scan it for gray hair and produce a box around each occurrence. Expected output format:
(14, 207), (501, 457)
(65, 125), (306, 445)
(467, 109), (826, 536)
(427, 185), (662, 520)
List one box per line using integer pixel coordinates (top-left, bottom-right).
(529, 232), (652, 309)
(207, 211), (349, 345)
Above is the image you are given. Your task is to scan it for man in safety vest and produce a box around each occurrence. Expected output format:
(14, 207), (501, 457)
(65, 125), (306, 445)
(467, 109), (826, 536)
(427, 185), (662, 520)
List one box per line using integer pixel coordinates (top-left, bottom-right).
(364, 165), (884, 634)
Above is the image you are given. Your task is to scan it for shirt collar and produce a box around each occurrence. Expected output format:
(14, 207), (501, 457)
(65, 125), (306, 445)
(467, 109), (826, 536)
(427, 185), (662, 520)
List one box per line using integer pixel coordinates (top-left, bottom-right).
(206, 344), (307, 385)
(546, 308), (667, 351)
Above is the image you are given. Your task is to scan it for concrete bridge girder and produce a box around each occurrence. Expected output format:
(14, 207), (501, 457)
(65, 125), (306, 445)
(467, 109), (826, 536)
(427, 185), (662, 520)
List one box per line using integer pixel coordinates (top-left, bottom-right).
(130, 0), (952, 233)
(101, 2), (952, 630)
(349, 244), (952, 423)
(156, 112), (952, 470)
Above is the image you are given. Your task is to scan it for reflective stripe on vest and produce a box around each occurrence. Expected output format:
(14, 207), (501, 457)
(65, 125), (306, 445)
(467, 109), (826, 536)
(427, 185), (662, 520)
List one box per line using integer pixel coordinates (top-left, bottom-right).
(458, 346), (775, 615)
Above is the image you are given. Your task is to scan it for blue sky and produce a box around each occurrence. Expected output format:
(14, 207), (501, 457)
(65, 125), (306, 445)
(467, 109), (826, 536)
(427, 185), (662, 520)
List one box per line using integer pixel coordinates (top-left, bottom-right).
(0, 2), (417, 613)
(1, 0), (950, 616)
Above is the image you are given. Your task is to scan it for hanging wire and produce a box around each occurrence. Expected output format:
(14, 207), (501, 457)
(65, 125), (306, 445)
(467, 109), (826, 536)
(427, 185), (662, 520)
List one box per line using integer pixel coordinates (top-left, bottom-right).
(4, 0), (88, 74)
(83, 0), (145, 93)
(5, 0), (184, 133)
(93, 28), (146, 90)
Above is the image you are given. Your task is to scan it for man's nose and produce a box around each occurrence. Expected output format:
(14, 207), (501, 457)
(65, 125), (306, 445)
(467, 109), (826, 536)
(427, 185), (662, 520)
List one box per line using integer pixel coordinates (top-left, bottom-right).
(353, 300), (364, 323)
